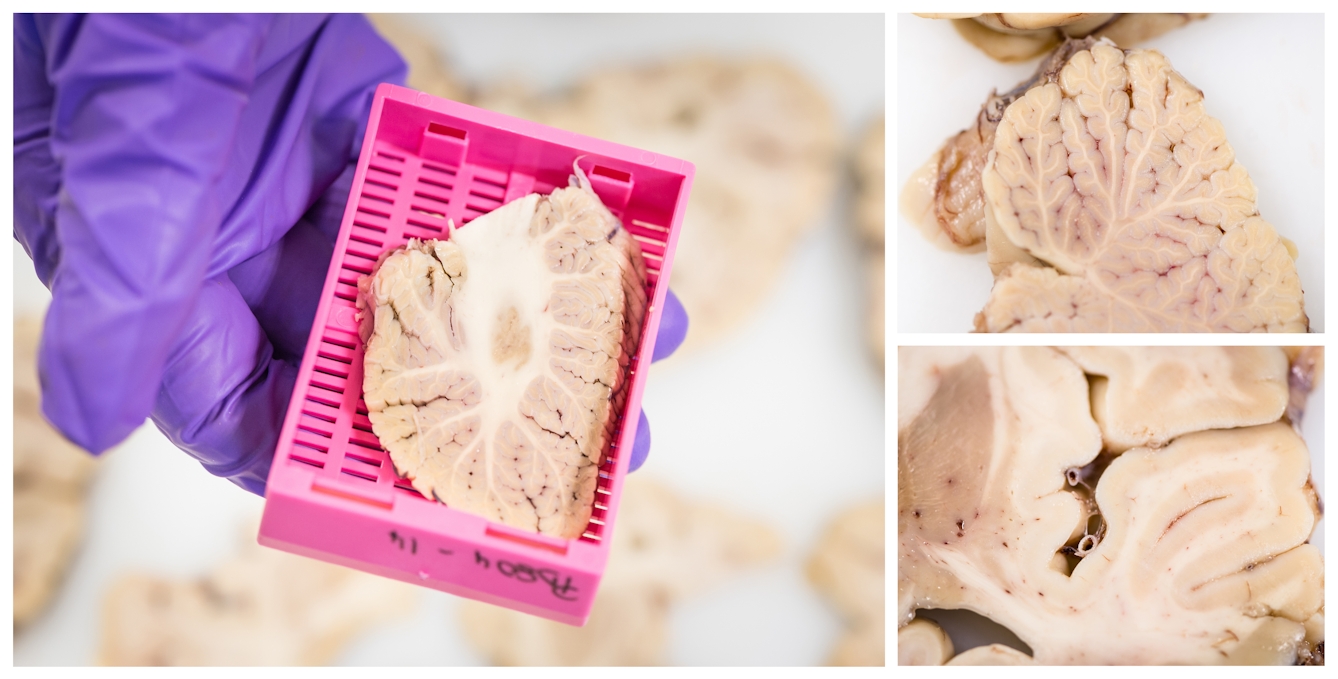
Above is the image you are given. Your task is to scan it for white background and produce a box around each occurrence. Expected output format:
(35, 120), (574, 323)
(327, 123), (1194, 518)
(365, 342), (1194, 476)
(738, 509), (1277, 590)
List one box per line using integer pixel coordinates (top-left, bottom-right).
(12, 14), (886, 666)
(897, 14), (1325, 333)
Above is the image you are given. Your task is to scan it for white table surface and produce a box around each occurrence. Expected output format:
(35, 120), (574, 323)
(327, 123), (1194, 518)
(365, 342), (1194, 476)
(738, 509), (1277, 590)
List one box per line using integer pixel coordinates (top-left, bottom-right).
(896, 13), (1325, 333)
(13, 13), (887, 666)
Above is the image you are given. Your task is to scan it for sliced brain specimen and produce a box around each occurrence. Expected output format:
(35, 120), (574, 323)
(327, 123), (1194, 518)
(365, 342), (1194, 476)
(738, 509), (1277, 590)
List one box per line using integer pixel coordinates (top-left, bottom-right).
(898, 347), (1323, 664)
(977, 42), (1306, 332)
(360, 169), (646, 538)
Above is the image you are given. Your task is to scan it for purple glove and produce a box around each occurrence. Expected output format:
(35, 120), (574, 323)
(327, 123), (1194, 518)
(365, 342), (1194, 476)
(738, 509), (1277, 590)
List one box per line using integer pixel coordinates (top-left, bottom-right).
(630, 289), (688, 472)
(14, 13), (684, 493)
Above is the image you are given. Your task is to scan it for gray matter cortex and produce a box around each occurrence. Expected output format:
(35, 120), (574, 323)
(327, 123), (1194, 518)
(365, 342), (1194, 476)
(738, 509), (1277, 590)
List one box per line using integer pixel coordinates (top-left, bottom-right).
(359, 180), (647, 539)
(977, 42), (1307, 332)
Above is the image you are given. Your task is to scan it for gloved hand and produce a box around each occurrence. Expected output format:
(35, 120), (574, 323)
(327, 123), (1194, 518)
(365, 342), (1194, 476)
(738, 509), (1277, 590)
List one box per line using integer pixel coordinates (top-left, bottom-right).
(14, 13), (685, 494)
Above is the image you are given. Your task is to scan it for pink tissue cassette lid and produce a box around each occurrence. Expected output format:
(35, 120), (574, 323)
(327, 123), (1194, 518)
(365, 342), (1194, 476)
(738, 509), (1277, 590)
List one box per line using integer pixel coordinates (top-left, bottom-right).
(258, 83), (694, 626)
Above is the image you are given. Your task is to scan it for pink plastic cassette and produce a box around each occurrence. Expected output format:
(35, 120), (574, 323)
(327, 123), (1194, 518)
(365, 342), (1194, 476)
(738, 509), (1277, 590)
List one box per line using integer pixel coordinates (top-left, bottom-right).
(258, 83), (693, 625)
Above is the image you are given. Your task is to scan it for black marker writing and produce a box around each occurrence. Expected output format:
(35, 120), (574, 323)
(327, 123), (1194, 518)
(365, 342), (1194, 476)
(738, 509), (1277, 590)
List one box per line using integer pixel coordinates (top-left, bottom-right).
(389, 530), (418, 554)
(536, 569), (579, 601)
(473, 550), (579, 601)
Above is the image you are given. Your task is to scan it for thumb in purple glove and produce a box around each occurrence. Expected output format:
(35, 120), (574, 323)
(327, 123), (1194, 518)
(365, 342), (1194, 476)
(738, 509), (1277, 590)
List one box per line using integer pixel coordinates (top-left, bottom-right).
(626, 288), (689, 473)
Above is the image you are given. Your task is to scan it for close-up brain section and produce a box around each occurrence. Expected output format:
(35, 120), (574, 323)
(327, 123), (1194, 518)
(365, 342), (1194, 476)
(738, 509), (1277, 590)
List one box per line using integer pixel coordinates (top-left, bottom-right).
(897, 346), (1325, 665)
(977, 43), (1305, 332)
(899, 14), (1320, 333)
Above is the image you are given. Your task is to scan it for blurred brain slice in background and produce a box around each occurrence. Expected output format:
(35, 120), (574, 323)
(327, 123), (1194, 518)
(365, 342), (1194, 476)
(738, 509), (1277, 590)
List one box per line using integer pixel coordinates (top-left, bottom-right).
(367, 14), (468, 102)
(852, 114), (885, 368)
(458, 477), (783, 666)
(14, 315), (100, 631)
(808, 497), (885, 666)
(98, 519), (416, 666)
(472, 57), (843, 351)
